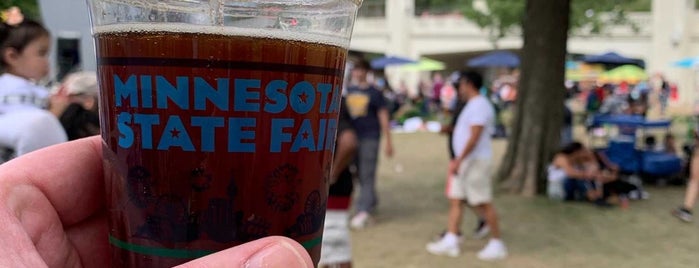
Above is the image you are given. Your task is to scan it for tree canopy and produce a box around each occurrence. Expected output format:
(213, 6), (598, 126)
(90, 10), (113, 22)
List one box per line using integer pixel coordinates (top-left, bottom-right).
(1, 0), (40, 21)
(415, 0), (652, 47)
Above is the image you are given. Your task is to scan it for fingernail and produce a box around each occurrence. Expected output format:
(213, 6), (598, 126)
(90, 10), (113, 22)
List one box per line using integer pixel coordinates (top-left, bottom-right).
(246, 241), (310, 268)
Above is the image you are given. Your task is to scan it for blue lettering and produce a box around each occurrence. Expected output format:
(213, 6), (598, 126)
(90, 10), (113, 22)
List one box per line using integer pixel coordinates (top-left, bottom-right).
(317, 119), (327, 151)
(234, 79), (260, 112)
(228, 118), (256, 152)
(325, 119), (338, 152)
(327, 85), (341, 113)
(156, 76), (189, 109)
(133, 114), (159, 149)
(117, 112), (134, 148)
(270, 119), (294, 153)
(194, 77), (229, 111)
(264, 80), (288, 113)
(140, 75), (153, 108)
(157, 116), (195, 151)
(317, 83), (333, 113)
(192, 117), (225, 152)
(115, 75), (137, 107)
(290, 81), (315, 114)
(291, 119), (315, 152)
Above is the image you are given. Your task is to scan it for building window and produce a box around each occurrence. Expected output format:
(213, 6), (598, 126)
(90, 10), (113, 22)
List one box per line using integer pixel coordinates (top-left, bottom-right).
(358, 0), (386, 17)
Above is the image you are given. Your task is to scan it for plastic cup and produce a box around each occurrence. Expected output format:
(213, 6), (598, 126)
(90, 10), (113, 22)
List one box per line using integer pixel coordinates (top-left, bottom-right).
(86, 1), (362, 266)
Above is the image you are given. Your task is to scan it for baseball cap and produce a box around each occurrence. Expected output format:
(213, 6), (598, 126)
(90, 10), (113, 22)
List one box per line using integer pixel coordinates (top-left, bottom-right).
(63, 71), (98, 96)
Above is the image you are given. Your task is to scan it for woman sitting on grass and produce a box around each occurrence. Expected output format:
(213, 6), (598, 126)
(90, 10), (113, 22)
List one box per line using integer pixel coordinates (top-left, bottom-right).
(550, 142), (607, 206)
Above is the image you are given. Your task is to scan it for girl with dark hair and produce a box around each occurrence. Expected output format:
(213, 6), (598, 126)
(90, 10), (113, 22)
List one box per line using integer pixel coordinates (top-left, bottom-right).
(0, 12), (67, 161)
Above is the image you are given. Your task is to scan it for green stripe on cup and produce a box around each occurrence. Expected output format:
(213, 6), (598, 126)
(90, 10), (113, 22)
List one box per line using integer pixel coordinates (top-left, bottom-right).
(300, 236), (322, 249)
(108, 235), (215, 259)
(109, 235), (322, 257)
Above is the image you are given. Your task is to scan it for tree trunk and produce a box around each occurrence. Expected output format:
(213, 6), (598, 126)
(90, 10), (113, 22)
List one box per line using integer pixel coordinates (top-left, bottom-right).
(497, 0), (570, 196)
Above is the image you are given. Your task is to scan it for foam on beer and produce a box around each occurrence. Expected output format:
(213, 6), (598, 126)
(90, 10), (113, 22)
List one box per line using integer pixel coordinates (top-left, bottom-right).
(94, 23), (349, 48)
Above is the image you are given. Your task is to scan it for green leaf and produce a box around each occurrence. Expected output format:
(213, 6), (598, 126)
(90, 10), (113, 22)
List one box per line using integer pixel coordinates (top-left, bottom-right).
(447, 0), (651, 47)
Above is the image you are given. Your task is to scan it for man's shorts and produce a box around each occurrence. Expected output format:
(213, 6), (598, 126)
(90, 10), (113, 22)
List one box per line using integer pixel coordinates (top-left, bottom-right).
(446, 157), (493, 206)
(318, 210), (351, 266)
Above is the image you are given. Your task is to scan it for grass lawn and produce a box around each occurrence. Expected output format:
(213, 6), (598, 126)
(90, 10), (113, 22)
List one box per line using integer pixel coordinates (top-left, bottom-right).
(349, 133), (699, 268)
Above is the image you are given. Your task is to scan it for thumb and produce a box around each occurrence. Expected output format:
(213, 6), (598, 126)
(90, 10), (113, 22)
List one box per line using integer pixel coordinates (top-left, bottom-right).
(176, 236), (313, 268)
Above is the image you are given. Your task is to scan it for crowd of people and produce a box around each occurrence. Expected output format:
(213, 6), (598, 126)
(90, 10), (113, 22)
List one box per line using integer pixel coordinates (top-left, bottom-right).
(320, 59), (699, 266)
(2, 10), (699, 268)
(367, 67), (518, 140)
(579, 75), (674, 120)
(318, 62), (510, 267)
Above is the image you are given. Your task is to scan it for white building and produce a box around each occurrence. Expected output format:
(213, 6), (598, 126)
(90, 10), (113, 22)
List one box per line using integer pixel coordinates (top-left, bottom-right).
(35, 0), (699, 107)
(350, 0), (699, 107)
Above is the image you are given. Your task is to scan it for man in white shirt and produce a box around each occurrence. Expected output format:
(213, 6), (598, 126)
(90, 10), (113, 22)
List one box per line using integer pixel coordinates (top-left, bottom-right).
(426, 71), (507, 261)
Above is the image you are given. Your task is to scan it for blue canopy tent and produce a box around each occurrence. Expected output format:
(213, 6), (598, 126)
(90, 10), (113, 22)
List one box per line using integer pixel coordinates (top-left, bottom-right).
(591, 114), (671, 129)
(467, 51), (520, 68)
(672, 56), (699, 68)
(590, 114), (671, 142)
(370, 56), (416, 69)
(589, 114), (681, 176)
(582, 52), (645, 68)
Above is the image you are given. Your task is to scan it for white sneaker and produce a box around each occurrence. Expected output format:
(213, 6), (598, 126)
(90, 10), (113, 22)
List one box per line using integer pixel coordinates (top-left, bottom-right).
(477, 239), (507, 261)
(629, 190), (650, 200)
(473, 225), (491, 240)
(426, 235), (460, 257)
(350, 212), (371, 230)
(432, 231), (464, 244)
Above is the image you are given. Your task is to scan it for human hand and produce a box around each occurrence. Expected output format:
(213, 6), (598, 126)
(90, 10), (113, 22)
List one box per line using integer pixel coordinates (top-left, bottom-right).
(385, 142), (394, 158)
(449, 159), (460, 175)
(0, 136), (312, 268)
(440, 124), (453, 135)
(49, 86), (71, 116)
(609, 164), (620, 173)
(584, 169), (597, 179)
(177, 236), (313, 268)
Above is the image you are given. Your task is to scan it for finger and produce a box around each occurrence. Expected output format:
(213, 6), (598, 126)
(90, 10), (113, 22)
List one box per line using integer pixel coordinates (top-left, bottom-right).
(176, 236), (313, 268)
(65, 210), (110, 267)
(0, 136), (104, 226)
(56, 85), (69, 96)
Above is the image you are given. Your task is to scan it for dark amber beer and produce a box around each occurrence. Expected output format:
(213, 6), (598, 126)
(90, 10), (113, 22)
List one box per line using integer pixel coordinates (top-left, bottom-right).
(95, 26), (347, 267)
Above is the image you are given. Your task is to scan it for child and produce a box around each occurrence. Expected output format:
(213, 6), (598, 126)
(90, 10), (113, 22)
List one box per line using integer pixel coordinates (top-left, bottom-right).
(0, 13), (66, 161)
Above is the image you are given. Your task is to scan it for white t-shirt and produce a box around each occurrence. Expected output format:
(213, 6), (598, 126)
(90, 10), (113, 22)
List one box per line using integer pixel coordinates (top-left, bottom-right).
(0, 73), (49, 114)
(452, 95), (495, 160)
(0, 109), (67, 159)
(0, 73), (66, 159)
